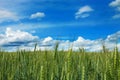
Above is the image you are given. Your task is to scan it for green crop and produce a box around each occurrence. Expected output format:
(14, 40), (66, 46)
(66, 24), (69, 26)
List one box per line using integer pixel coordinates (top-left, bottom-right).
(0, 45), (120, 80)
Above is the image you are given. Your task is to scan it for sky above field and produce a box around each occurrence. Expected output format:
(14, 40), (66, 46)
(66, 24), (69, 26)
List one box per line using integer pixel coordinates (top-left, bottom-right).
(0, 0), (120, 51)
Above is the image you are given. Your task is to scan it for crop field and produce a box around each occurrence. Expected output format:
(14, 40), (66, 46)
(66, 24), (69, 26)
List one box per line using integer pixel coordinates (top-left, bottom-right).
(0, 45), (120, 80)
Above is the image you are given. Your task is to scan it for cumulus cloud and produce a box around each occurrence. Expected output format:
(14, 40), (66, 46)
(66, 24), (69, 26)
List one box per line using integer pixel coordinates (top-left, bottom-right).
(0, 27), (120, 52)
(39, 31), (120, 52)
(109, 0), (120, 19)
(109, 0), (120, 8)
(0, 27), (38, 47)
(106, 31), (120, 42)
(42, 36), (53, 43)
(72, 37), (102, 51)
(75, 5), (93, 19)
(0, 9), (19, 23)
(30, 12), (45, 19)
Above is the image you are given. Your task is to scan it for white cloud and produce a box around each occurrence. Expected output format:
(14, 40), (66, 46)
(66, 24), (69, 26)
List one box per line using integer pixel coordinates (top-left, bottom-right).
(42, 36), (53, 43)
(109, 0), (120, 19)
(0, 9), (19, 23)
(106, 31), (120, 42)
(0, 27), (38, 46)
(76, 5), (93, 14)
(30, 12), (45, 19)
(39, 32), (120, 52)
(0, 27), (120, 52)
(72, 37), (102, 51)
(109, 0), (120, 8)
(75, 5), (93, 19)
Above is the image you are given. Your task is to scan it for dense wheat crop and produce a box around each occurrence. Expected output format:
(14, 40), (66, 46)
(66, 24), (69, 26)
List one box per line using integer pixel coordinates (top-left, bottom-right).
(0, 45), (120, 80)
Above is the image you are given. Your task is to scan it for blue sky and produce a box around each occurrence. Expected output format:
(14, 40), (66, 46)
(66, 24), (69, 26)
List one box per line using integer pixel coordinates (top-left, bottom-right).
(0, 0), (120, 51)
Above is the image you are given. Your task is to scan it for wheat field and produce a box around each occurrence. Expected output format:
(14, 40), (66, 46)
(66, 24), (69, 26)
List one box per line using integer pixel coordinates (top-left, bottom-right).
(0, 45), (120, 80)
